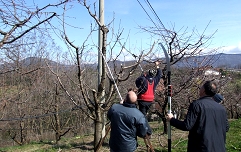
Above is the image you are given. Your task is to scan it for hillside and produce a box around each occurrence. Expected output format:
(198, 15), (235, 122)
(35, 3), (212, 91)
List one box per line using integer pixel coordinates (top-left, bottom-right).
(1, 53), (240, 70)
(175, 53), (241, 68)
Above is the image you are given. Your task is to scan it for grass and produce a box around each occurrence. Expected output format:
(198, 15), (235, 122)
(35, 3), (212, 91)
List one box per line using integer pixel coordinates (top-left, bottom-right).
(0, 119), (240, 152)
(226, 119), (241, 152)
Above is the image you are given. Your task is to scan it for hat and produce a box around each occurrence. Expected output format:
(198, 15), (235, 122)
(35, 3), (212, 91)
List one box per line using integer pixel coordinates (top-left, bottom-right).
(148, 69), (156, 77)
(213, 93), (223, 103)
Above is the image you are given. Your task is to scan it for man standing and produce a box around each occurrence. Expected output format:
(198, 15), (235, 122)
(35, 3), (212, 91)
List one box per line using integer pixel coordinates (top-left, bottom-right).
(135, 61), (162, 116)
(107, 90), (152, 152)
(167, 80), (229, 152)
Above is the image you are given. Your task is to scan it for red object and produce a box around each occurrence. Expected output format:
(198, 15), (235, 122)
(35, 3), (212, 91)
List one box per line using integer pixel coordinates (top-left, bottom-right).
(168, 85), (172, 96)
(138, 80), (154, 102)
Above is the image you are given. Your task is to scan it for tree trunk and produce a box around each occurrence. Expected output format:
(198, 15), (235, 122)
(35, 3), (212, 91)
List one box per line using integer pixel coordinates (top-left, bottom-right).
(54, 105), (61, 145)
(94, 108), (104, 152)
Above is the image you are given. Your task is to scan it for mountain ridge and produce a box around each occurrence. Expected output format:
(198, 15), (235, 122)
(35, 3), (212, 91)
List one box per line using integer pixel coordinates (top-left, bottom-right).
(1, 53), (240, 69)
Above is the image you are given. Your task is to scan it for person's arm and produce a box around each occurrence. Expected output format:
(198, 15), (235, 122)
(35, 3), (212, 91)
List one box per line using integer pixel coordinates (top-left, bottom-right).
(135, 76), (145, 88)
(154, 61), (162, 86)
(167, 102), (199, 131)
(155, 68), (162, 80)
(136, 116), (149, 137)
(170, 118), (189, 131)
(135, 76), (147, 94)
(107, 106), (113, 120)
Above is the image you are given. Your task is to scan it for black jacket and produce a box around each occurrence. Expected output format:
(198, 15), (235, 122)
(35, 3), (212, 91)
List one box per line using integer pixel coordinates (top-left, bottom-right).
(170, 96), (229, 152)
(135, 68), (162, 94)
(107, 102), (150, 152)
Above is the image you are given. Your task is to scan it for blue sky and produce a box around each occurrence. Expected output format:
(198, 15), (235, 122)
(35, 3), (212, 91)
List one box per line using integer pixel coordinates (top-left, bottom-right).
(36, 0), (241, 61)
(103, 0), (241, 54)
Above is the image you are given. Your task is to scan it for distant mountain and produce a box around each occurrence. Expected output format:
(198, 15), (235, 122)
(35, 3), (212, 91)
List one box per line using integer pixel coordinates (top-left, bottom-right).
(0, 57), (70, 71)
(20, 57), (58, 67)
(174, 53), (241, 69)
(1, 54), (240, 71)
(211, 53), (241, 68)
(110, 53), (241, 69)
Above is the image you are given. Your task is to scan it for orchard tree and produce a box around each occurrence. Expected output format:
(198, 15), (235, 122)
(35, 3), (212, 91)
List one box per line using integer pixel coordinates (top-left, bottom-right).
(0, 0), (69, 145)
(0, 0), (231, 150)
(58, 2), (146, 151)
(52, 0), (229, 150)
(139, 16), (225, 134)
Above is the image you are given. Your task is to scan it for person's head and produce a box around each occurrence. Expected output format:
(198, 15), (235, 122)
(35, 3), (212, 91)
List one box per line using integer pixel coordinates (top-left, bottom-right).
(124, 90), (137, 104)
(199, 80), (218, 97)
(148, 69), (156, 77)
(213, 93), (223, 103)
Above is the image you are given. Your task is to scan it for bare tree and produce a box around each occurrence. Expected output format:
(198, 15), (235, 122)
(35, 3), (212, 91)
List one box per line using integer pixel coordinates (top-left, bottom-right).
(0, 0), (74, 146)
(138, 19), (226, 135)
(221, 71), (241, 119)
(49, 1), (158, 151)
(1, 0), (238, 151)
(0, 0), (68, 49)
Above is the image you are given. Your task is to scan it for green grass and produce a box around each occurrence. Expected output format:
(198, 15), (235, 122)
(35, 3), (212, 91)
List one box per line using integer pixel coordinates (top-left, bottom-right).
(0, 119), (240, 152)
(226, 119), (241, 152)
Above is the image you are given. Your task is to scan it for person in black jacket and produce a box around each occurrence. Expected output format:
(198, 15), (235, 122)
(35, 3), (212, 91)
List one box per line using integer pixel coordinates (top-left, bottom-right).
(107, 90), (152, 152)
(135, 61), (162, 116)
(167, 80), (229, 152)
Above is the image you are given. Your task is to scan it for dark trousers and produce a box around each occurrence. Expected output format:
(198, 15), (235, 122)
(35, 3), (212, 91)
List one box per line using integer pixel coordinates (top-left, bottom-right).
(138, 100), (153, 135)
(138, 100), (153, 116)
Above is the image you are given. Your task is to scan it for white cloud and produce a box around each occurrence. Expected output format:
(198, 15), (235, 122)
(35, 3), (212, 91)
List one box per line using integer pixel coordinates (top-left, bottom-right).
(239, 41), (241, 49)
(221, 42), (241, 54)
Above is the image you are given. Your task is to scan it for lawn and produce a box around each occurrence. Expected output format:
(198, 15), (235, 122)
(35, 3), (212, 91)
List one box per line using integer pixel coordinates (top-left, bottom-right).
(0, 119), (240, 152)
